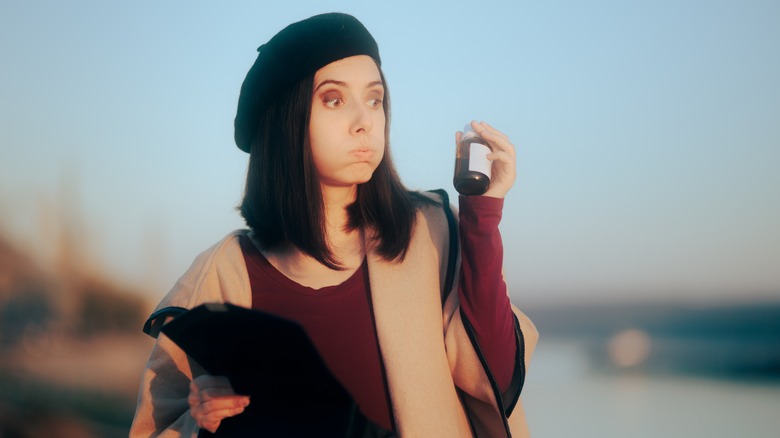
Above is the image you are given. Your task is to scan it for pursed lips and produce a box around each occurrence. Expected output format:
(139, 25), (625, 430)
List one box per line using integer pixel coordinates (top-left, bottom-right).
(351, 147), (375, 162)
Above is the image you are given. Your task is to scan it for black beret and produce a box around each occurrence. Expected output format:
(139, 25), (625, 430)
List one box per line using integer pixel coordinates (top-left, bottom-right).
(234, 13), (381, 153)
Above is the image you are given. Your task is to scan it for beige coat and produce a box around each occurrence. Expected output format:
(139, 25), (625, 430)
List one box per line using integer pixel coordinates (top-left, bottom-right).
(130, 199), (537, 437)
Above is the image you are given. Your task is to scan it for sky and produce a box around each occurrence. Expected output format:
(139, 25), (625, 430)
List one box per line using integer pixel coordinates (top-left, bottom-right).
(1, 0), (778, 306)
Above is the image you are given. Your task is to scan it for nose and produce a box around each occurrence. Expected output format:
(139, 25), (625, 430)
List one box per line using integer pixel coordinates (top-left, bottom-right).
(351, 102), (374, 135)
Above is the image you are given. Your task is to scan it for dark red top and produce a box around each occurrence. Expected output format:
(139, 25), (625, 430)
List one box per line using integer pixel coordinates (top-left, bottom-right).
(240, 196), (516, 431)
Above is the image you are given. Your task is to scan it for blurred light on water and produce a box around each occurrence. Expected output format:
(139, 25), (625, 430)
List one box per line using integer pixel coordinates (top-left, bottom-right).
(607, 328), (651, 368)
(524, 340), (780, 437)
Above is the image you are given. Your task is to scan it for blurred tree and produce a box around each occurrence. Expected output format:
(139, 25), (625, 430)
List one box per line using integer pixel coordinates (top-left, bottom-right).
(75, 276), (148, 337)
(0, 286), (53, 350)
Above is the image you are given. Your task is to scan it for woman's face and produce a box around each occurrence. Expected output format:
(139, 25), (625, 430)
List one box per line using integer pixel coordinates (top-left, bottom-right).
(309, 55), (386, 190)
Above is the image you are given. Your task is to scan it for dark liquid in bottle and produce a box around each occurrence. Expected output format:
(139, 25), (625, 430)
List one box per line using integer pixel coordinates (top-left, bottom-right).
(454, 157), (490, 196)
(452, 141), (490, 196)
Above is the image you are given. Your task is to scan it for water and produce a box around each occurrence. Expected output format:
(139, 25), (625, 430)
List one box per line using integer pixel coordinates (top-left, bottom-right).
(522, 340), (780, 437)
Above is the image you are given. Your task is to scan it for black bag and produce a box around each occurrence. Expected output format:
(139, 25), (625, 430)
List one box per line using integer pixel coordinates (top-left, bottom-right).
(161, 302), (357, 437)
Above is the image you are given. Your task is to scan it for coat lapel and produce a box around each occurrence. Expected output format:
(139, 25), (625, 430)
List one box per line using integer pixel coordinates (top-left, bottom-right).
(366, 211), (471, 437)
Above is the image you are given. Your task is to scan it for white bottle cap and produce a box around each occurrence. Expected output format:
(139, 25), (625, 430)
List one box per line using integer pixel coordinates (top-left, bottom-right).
(462, 122), (482, 142)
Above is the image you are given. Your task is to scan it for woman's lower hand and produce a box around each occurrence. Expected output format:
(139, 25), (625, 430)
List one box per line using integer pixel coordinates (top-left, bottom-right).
(188, 375), (251, 433)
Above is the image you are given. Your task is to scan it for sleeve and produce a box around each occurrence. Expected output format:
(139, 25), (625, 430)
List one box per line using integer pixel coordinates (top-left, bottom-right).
(129, 332), (202, 437)
(129, 231), (252, 437)
(457, 195), (517, 392)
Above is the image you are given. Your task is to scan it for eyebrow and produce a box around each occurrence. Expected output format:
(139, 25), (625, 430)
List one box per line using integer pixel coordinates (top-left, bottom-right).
(314, 79), (384, 93)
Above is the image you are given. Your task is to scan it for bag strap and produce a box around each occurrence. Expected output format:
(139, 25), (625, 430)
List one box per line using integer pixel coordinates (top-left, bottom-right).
(143, 306), (189, 338)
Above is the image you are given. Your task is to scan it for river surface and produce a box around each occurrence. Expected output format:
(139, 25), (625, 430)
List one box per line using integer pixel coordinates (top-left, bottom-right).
(522, 340), (780, 437)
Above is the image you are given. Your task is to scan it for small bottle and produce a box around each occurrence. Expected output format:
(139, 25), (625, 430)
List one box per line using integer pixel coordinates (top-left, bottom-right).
(453, 123), (492, 195)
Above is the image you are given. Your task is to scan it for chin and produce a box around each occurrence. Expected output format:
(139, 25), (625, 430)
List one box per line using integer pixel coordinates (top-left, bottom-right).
(353, 175), (374, 185)
(353, 165), (379, 184)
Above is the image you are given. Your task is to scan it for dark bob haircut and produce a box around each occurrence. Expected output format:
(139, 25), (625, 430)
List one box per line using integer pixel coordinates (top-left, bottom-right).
(239, 65), (431, 270)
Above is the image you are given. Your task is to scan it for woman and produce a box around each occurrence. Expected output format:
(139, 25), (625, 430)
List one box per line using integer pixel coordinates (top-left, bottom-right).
(131, 12), (537, 438)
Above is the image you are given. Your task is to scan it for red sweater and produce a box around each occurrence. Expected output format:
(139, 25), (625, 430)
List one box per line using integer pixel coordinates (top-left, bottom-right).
(240, 196), (516, 431)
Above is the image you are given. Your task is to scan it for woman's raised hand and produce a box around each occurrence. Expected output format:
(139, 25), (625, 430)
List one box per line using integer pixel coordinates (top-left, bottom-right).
(457, 121), (517, 198)
(188, 375), (251, 433)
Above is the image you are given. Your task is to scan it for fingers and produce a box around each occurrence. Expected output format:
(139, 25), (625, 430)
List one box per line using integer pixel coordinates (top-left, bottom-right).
(485, 149), (515, 165)
(195, 401), (249, 433)
(189, 375), (251, 433)
(471, 121), (513, 155)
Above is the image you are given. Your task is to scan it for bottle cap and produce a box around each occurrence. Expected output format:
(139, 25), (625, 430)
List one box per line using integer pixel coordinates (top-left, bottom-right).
(462, 122), (483, 142)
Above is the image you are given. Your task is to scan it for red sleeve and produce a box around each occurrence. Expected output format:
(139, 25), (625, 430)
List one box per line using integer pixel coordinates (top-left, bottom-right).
(457, 195), (517, 392)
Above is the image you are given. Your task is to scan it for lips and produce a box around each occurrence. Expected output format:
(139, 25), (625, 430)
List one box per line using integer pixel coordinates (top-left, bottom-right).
(351, 148), (375, 161)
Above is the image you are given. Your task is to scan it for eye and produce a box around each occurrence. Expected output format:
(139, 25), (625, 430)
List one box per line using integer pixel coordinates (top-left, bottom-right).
(367, 98), (383, 109)
(324, 97), (344, 108)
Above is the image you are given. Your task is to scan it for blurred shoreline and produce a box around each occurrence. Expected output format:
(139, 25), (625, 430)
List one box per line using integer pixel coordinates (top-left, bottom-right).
(1, 222), (778, 435)
(0, 334), (153, 438)
(0, 223), (154, 437)
(525, 298), (780, 381)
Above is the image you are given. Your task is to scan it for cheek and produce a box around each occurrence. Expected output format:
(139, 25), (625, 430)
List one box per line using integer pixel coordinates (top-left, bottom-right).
(309, 137), (332, 173)
(371, 115), (386, 165)
(308, 117), (342, 166)
(308, 112), (329, 149)
(377, 109), (386, 128)
(373, 112), (386, 141)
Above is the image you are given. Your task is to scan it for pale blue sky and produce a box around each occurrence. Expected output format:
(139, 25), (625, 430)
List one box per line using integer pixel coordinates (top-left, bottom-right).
(1, 0), (778, 305)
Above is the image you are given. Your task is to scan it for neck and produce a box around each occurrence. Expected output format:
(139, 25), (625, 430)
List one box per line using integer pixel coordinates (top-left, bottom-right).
(319, 184), (364, 268)
(259, 184), (364, 282)
(321, 184), (358, 235)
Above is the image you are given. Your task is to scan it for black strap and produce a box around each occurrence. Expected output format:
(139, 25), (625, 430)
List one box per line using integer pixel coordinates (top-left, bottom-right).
(143, 306), (189, 338)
